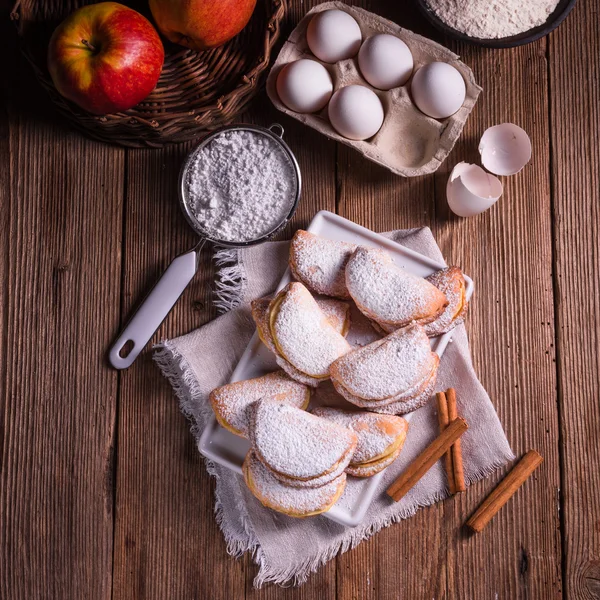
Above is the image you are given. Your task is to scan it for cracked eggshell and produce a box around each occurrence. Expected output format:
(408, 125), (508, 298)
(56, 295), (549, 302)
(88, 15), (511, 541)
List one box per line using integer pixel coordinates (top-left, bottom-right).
(479, 123), (532, 175)
(446, 162), (503, 217)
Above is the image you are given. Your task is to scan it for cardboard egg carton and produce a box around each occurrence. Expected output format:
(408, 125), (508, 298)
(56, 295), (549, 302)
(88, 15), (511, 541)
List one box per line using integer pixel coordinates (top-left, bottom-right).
(266, 1), (482, 177)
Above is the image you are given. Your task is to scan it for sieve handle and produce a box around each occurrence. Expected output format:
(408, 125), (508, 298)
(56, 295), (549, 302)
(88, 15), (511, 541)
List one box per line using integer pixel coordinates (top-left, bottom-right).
(108, 243), (203, 370)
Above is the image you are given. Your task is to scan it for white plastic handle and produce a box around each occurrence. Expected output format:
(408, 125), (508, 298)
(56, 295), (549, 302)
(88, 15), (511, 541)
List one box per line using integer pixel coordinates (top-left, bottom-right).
(108, 247), (200, 369)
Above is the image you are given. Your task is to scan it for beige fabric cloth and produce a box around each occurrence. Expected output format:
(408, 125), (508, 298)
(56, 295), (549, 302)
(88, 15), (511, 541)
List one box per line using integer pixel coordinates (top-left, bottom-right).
(154, 228), (514, 587)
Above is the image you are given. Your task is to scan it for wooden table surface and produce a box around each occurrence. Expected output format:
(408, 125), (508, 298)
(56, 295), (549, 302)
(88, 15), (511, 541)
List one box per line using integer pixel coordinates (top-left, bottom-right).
(1, 0), (599, 598)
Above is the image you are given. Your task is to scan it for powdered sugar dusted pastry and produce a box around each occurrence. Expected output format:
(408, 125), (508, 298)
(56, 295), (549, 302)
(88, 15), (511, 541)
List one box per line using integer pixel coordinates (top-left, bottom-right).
(346, 446), (404, 477)
(248, 398), (357, 482)
(330, 323), (439, 414)
(345, 246), (448, 331)
(424, 267), (468, 337)
(289, 230), (357, 298)
(209, 371), (310, 437)
(269, 282), (352, 381)
(251, 295), (350, 345)
(271, 456), (349, 489)
(243, 450), (347, 517)
(312, 408), (408, 477)
(358, 371), (438, 415)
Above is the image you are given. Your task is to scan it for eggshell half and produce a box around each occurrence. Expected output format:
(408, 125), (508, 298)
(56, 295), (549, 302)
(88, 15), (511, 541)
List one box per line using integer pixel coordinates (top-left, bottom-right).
(479, 123), (532, 175)
(446, 162), (503, 217)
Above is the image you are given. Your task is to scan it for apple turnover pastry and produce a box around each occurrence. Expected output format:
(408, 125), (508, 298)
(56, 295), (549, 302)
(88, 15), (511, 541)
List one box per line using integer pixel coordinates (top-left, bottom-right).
(345, 247), (448, 332)
(209, 371), (310, 437)
(248, 398), (357, 486)
(289, 230), (357, 298)
(251, 294), (351, 350)
(252, 282), (352, 386)
(424, 267), (468, 337)
(312, 408), (409, 477)
(243, 451), (347, 518)
(330, 323), (439, 414)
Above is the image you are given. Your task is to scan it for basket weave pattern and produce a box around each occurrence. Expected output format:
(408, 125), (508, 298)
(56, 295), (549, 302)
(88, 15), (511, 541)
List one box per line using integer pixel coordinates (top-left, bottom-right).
(11, 0), (286, 147)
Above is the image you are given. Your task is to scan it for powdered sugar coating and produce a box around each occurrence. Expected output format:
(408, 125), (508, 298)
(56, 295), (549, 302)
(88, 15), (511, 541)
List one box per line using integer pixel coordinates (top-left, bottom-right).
(290, 230), (357, 298)
(186, 130), (297, 243)
(209, 371), (310, 437)
(271, 456), (348, 488)
(270, 283), (352, 378)
(361, 370), (438, 415)
(312, 407), (408, 464)
(252, 295), (350, 340)
(249, 398), (357, 480)
(332, 356), (438, 409)
(243, 451), (346, 517)
(424, 267), (468, 336)
(275, 355), (323, 388)
(346, 444), (403, 477)
(346, 247), (447, 327)
(330, 323), (438, 401)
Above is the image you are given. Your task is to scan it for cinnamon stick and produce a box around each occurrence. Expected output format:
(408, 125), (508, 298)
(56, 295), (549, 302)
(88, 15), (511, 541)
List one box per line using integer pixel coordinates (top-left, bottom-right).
(436, 391), (456, 494)
(387, 417), (468, 502)
(466, 450), (544, 533)
(446, 388), (465, 492)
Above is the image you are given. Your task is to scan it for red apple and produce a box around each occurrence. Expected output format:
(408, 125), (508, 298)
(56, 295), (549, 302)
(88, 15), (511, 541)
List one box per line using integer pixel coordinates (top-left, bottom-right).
(48, 2), (164, 115)
(149, 0), (257, 51)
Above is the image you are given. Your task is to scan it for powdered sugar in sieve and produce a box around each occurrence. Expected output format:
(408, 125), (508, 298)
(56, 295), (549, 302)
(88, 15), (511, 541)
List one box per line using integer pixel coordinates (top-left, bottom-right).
(185, 128), (299, 243)
(109, 124), (301, 370)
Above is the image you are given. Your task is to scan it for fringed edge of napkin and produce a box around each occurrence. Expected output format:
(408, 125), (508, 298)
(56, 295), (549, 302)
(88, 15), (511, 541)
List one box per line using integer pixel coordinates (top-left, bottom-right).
(154, 337), (513, 588)
(153, 341), (262, 558)
(213, 248), (246, 314)
(250, 449), (515, 588)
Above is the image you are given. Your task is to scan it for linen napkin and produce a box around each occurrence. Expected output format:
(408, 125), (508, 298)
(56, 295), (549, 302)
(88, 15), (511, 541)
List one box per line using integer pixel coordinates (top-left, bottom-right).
(154, 227), (514, 587)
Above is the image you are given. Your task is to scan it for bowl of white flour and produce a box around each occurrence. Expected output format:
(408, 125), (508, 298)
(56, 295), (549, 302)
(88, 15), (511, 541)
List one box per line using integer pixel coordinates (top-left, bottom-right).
(417, 0), (577, 47)
(180, 124), (301, 246)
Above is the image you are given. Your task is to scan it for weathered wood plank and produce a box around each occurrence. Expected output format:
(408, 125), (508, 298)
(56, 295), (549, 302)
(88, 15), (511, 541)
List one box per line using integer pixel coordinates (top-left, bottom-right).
(110, 140), (247, 600)
(549, 0), (600, 597)
(334, 2), (446, 597)
(0, 46), (124, 600)
(436, 36), (562, 600)
(336, 3), (562, 598)
(245, 102), (338, 599)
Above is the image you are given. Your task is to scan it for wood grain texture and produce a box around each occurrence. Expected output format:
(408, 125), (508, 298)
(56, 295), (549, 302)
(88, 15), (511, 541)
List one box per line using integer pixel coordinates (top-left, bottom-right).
(0, 30), (124, 600)
(434, 36), (562, 599)
(2, 0), (600, 597)
(111, 83), (337, 597)
(110, 141), (247, 600)
(549, 0), (600, 597)
(333, 7), (447, 600)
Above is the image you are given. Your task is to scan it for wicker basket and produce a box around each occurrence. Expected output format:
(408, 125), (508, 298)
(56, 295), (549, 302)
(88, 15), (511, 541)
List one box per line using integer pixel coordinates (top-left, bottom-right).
(11, 0), (286, 147)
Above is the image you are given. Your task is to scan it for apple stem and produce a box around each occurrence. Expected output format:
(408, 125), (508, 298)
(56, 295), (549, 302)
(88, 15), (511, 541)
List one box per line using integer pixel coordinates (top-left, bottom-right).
(81, 39), (97, 52)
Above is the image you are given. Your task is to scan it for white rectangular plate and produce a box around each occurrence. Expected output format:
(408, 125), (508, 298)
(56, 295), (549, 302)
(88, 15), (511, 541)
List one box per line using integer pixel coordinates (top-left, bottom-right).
(199, 211), (474, 527)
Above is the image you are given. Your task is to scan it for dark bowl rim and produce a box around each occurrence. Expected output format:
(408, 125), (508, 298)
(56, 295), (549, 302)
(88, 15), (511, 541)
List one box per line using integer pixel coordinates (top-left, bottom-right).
(414, 0), (578, 48)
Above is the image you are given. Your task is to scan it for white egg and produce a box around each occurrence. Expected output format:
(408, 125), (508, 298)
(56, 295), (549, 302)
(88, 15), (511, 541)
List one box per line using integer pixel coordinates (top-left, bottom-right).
(358, 34), (413, 90)
(446, 162), (503, 217)
(328, 85), (384, 141)
(479, 123), (532, 175)
(306, 9), (362, 64)
(411, 62), (466, 119)
(276, 59), (333, 114)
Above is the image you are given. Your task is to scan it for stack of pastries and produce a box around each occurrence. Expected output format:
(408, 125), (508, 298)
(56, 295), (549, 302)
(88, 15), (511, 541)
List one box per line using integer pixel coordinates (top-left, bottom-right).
(208, 229), (469, 517)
